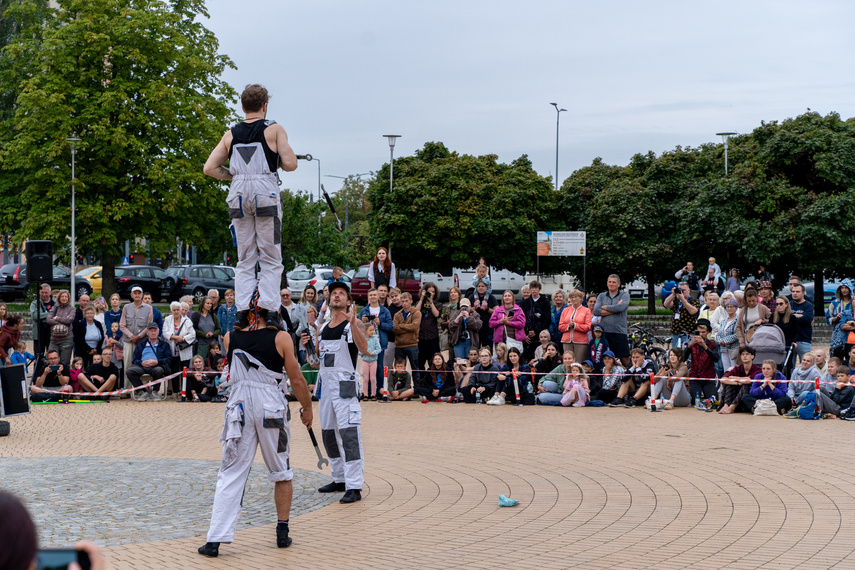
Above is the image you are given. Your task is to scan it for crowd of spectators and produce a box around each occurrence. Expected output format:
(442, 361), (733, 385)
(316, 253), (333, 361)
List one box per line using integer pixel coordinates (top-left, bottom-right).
(8, 250), (850, 419)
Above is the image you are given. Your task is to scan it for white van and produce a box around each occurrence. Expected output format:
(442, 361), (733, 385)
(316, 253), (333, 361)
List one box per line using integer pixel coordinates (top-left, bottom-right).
(420, 267), (526, 301)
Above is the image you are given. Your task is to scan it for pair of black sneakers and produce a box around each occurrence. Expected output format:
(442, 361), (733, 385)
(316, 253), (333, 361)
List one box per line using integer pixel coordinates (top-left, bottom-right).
(318, 481), (362, 503)
(198, 523), (291, 558)
(608, 395), (637, 408)
(233, 309), (284, 331)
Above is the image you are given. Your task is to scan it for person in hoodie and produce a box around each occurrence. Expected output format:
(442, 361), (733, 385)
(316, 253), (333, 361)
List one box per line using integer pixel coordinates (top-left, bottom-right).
(587, 324), (609, 374)
(0, 315), (24, 366)
(609, 348), (656, 407)
(687, 318), (719, 400)
(462, 347), (502, 403)
(742, 360), (788, 413)
(783, 351), (821, 413)
(818, 357), (853, 417)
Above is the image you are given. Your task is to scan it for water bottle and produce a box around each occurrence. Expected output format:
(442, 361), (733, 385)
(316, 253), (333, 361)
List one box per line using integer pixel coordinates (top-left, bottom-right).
(694, 392), (701, 408)
(476, 391), (482, 404)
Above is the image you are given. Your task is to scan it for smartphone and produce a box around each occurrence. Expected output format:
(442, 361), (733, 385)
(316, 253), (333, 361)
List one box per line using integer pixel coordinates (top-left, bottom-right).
(49, 365), (60, 371)
(37, 548), (91, 570)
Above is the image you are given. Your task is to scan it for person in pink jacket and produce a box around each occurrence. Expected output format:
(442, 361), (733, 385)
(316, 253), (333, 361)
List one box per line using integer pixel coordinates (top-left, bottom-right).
(558, 288), (592, 364)
(489, 290), (527, 352)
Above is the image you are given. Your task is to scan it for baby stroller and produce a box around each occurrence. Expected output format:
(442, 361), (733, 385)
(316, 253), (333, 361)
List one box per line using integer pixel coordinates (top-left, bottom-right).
(747, 324), (787, 368)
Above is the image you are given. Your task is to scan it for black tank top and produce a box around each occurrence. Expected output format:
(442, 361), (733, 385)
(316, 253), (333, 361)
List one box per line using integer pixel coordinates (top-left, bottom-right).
(229, 120), (279, 173)
(321, 320), (359, 368)
(228, 329), (284, 372)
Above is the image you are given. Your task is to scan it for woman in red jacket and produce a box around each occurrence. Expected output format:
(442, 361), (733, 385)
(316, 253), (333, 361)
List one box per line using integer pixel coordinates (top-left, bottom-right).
(0, 315), (24, 365)
(558, 289), (592, 364)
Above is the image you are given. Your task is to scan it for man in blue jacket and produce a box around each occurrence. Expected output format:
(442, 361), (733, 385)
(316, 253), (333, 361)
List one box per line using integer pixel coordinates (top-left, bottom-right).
(359, 288), (393, 398)
(789, 282), (814, 363)
(127, 322), (173, 401)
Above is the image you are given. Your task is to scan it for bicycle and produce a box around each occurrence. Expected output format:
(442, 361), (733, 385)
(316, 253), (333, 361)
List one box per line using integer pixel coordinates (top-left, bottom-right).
(627, 322), (669, 369)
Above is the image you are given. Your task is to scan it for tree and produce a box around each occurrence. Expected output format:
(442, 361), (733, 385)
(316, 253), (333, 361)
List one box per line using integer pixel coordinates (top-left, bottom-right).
(367, 142), (557, 273)
(0, 0), (237, 296)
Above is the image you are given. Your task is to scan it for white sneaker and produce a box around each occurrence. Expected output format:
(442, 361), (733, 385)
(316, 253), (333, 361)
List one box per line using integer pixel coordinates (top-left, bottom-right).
(136, 391), (149, 402)
(493, 394), (506, 406)
(664, 400), (674, 410)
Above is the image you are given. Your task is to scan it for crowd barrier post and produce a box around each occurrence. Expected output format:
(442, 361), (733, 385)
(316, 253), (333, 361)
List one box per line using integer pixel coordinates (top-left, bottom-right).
(181, 367), (187, 403)
(381, 366), (389, 402)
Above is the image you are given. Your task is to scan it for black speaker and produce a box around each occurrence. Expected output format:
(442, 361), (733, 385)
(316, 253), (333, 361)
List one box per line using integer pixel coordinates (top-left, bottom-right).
(26, 240), (52, 282)
(0, 363), (30, 417)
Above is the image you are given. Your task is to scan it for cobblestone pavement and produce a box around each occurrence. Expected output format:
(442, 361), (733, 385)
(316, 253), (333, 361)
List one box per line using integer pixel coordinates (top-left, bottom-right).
(3, 398), (855, 569)
(3, 456), (336, 547)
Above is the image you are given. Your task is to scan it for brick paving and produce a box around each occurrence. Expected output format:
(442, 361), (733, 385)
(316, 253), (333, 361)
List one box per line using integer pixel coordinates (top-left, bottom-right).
(3, 399), (855, 568)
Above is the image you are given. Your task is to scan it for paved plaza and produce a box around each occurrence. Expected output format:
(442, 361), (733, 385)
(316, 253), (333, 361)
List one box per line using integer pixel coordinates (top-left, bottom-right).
(3, 397), (855, 569)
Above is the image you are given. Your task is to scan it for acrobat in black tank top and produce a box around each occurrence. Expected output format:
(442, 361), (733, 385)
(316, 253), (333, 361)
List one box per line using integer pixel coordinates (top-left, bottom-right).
(227, 328), (284, 372)
(229, 119), (280, 173)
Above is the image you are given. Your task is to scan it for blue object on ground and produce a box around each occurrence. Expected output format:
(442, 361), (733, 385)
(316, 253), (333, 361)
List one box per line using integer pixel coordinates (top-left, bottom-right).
(498, 495), (518, 507)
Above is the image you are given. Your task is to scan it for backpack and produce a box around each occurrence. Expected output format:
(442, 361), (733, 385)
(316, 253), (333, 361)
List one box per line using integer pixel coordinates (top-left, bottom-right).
(796, 391), (821, 420)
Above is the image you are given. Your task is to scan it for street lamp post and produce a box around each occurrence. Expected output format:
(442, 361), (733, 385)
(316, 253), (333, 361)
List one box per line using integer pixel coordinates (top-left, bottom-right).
(716, 132), (737, 175)
(326, 172), (371, 232)
(383, 135), (401, 194)
(67, 135), (81, 303)
(550, 103), (566, 191)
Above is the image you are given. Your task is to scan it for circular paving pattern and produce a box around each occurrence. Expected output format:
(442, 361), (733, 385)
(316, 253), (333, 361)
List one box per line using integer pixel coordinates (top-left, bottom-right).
(3, 456), (338, 547)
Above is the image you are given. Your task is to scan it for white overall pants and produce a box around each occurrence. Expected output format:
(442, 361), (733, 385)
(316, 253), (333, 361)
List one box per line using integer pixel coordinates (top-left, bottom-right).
(206, 349), (291, 543)
(318, 323), (364, 490)
(228, 138), (282, 312)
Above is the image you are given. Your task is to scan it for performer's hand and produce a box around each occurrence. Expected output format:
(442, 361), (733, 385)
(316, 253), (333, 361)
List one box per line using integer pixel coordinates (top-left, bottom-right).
(300, 406), (313, 428)
(346, 302), (357, 323)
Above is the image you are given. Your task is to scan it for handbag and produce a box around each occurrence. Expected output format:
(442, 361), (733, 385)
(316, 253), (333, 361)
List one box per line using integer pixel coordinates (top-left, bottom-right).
(727, 344), (739, 360)
(175, 319), (195, 351)
(50, 323), (68, 339)
(753, 398), (778, 416)
(505, 325), (523, 352)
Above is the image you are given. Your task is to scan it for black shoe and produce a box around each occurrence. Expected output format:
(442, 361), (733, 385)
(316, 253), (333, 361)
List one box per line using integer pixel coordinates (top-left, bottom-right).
(340, 489), (362, 503)
(264, 311), (284, 331)
(318, 481), (346, 493)
(625, 396), (637, 408)
(234, 310), (250, 330)
(608, 397), (625, 407)
(198, 542), (220, 557)
(276, 523), (292, 548)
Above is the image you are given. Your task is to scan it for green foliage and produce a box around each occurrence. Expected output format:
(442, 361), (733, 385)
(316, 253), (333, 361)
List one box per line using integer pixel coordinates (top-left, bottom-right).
(367, 142), (557, 273)
(560, 111), (855, 314)
(0, 0), (237, 295)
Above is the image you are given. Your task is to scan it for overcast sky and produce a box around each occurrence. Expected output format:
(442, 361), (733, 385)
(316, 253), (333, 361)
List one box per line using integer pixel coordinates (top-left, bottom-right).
(203, 0), (855, 198)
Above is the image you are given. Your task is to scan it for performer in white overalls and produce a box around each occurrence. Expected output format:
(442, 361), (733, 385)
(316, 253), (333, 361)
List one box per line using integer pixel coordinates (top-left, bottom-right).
(198, 318), (313, 558)
(203, 84), (298, 331)
(306, 281), (368, 504)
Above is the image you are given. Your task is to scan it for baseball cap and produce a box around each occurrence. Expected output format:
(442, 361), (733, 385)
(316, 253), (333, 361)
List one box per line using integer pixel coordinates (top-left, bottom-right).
(131, 286), (143, 293)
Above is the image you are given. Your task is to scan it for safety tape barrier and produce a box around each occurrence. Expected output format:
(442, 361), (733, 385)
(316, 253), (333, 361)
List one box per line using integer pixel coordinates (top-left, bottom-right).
(378, 367), (841, 386)
(39, 368), (222, 399)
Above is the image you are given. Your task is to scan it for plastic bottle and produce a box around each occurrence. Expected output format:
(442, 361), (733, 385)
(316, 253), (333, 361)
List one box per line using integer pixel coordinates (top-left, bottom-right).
(694, 392), (701, 408)
(476, 391), (482, 404)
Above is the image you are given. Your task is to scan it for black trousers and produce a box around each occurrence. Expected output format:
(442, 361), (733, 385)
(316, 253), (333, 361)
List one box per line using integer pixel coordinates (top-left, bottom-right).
(461, 385), (496, 403)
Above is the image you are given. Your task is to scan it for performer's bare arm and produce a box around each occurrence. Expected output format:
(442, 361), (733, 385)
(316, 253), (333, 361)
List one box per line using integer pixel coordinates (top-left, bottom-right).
(277, 331), (313, 428)
(271, 124), (298, 172)
(203, 131), (234, 181)
(347, 303), (369, 354)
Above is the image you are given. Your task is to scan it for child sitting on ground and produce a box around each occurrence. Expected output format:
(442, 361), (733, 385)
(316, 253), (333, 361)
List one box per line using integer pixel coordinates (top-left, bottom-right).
(560, 362), (590, 407)
(68, 356), (86, 395)
(206, 342), (222, 371)
(359, 322), (381, 400)
(388, 357), (414, 401)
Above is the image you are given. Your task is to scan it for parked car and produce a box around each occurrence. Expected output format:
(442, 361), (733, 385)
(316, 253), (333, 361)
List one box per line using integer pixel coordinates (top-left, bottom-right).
(626, 279), (665, 300)
(286, 266), (352, 296)
(161, 265), (235, 304)
(76, 266), (103, 296)
(0, 263), (92, 301)
(454, 267), (526, 298)
(778, 279), (844, 304)
(350, 264), (422, 303)
(114, 265), (167, 301)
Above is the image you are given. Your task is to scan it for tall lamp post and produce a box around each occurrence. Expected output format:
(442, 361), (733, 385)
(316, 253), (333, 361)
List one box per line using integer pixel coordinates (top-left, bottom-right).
(67, 135), (81, 303)
(550, 103), (566, 191)
(383, 135), (401, 193)
(326, 172), (370, 232)
(716, 131), (737, 175)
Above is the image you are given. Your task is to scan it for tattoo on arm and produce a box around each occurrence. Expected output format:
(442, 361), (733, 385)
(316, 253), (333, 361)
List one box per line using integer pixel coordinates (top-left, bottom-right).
(217, 166), (232, 180)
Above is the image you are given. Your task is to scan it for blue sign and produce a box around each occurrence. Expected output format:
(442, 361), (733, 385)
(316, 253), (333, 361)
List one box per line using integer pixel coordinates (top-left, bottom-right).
(122, 257), (129, 266)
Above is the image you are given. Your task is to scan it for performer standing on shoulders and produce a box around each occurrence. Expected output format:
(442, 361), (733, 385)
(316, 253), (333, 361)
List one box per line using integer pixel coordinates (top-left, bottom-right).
(304, 281), (368, 503)
(203, 83), (297, 331)
(198, 313), (313, 557)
